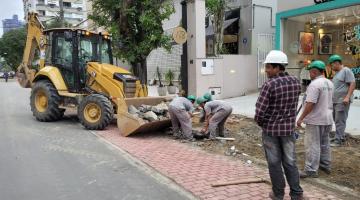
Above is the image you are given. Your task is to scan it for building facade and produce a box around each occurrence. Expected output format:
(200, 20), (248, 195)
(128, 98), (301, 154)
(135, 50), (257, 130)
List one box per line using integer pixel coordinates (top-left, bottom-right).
(2, 15), (24, 34)
(23, 0), (88, 27)
(276, 0), (360, 88)
(147, 0), (277, 95)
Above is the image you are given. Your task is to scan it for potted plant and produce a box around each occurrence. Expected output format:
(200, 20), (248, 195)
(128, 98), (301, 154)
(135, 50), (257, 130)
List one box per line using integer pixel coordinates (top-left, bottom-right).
(156, 67), (167, 96)
(165, 69), (177, 94)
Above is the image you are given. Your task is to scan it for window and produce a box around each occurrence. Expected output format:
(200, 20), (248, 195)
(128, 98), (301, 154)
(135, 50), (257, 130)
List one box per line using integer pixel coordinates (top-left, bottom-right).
(54, 37), (73, 67)
(37, 0), (45, 5)
(101, 42), (111, 64)
(63, 2), (71, 8)
(38, 10), (45, 16)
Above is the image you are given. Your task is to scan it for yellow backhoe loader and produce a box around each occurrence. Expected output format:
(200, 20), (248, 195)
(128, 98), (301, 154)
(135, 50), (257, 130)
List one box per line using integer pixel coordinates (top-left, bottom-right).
(17, 13), (171, 136)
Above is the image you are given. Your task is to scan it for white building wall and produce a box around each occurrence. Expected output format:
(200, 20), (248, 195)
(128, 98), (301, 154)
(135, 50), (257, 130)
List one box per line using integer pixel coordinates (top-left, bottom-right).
(277, 0), (314, 13)
(251, 0), (277, 55)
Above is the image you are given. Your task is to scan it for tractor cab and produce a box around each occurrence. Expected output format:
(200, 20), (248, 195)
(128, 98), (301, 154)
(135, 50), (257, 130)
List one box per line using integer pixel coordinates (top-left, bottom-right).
(44, 28), (113, 93)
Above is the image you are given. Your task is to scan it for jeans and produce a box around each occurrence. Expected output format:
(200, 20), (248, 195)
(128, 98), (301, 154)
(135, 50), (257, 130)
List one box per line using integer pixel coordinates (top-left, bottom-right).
(304, 124), (331, 172)
(333, 103), (350, 140)
(262, 133), (303, 199)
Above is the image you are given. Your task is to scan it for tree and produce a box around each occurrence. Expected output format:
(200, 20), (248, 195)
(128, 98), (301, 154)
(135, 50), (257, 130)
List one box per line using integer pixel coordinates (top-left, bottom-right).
(0, 28), (27, 71)
(45, 18), (71, 29)
(206, 0), (226, 55)
(89, 0), (175, 84)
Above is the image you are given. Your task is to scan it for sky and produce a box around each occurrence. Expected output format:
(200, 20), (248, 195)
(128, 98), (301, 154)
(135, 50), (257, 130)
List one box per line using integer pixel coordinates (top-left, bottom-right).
(0, 0), (24, 37)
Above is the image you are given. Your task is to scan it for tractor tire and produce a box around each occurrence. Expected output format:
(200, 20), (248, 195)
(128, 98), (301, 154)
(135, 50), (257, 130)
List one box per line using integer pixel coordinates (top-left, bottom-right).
(78, 94), (114, 130)
(30, 80), (64, 122)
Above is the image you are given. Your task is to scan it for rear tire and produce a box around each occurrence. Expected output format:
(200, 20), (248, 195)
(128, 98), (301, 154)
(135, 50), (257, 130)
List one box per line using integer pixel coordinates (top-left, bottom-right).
(78, 94), (113, 130)
(30, 80), (64, 121)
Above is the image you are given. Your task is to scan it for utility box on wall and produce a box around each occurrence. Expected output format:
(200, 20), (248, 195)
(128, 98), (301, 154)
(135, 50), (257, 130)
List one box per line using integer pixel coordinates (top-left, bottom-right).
(209, 87), (221, 100)
(201, 59), (214, 75)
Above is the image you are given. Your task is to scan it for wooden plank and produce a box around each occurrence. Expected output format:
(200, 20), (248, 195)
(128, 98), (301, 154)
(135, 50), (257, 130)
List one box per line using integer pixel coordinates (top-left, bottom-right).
(215, 137), (235, 141)
(211, 178), (265, 187)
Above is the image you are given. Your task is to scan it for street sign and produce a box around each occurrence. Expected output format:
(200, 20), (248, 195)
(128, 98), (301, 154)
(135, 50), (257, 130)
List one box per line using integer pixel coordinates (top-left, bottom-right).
(173, 27), (187, 45)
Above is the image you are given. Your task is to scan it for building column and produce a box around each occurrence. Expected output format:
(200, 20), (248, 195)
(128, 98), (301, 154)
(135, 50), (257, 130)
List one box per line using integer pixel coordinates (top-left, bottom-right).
(186, 0), (206, 96)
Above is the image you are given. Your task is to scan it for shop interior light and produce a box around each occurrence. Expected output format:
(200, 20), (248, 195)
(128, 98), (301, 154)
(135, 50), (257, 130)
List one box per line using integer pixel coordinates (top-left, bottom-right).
(336, 18), (341, 24)
(318, 28), (324, 34)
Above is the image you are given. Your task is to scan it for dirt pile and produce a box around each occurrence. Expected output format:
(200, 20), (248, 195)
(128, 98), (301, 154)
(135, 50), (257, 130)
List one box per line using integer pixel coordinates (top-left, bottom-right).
(189, 114), (360, 193)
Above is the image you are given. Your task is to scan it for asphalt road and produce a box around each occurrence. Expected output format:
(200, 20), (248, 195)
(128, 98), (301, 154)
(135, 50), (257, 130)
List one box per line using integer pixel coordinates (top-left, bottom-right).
(0, 79), (190, 200)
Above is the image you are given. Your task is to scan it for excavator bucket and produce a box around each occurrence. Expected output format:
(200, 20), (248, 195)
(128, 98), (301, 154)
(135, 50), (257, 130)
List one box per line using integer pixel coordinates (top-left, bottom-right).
(117, 97), (173, 137)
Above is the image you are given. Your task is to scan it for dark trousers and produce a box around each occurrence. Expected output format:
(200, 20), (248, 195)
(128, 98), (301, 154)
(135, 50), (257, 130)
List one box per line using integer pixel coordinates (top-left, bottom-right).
(262, 133), (303, 199)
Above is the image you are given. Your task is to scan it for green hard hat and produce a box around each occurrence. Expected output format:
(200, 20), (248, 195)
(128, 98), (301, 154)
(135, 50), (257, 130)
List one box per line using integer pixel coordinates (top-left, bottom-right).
(307, 60), (326, 71)
(187, 95), (196, 101)
(203, 92), (213, 101)
(328, 54), (342, 64)
(196, 97), (207, 105)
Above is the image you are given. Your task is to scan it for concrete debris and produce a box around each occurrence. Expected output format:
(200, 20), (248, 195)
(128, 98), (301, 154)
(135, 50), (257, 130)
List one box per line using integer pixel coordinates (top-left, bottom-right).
(144, 111), (159, 122)
(225, 145), (239, 156)
(128, 105), (139, 114)
(138, 105), (152, 113)
(129, 102), (171, 122)
(246, 160), (253, 165)
(151, 102), (168, 115)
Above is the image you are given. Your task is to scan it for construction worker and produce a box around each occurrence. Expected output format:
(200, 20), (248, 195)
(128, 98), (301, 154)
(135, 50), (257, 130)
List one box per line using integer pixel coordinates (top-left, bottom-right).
(297, 60), (334, 178)
(328, 55), (356, 147)
(325, 64), (335, 80)
(203, 92), (213, 101)
(197, 97), (232, 139)
(254, 50), (304, 200)
(199, 92), (213, 122)
(168, 95), (196, 140)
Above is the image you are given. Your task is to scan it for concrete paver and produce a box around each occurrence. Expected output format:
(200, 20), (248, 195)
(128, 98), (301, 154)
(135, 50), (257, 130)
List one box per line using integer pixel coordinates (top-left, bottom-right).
(97, 127), (346, 200)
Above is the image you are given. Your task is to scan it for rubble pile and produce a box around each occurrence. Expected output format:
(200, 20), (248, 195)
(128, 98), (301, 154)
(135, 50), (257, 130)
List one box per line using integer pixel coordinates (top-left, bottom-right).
(128, 102), (170, 123)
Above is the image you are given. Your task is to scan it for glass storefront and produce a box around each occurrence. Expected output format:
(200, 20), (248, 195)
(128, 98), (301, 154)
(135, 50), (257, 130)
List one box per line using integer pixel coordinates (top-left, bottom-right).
(281, 4), (360, 88)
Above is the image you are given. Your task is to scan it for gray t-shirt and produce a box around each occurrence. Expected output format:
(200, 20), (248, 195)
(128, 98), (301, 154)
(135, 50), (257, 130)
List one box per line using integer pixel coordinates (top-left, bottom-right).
(169, 97), (194, 112)
(204, 100), (231, 115)
(303, 76), (334, 125)
(332, 67), (355, 104)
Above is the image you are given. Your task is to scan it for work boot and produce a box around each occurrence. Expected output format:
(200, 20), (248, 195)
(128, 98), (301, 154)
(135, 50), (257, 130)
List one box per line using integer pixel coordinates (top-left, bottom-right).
(291, 194), (308, 200)
(269, 192), (284, 200)
(299, 171), (318, 178)
(319, 166), (331, 175)
(330, 138), (344, 147)
(180, 137), (196, 143)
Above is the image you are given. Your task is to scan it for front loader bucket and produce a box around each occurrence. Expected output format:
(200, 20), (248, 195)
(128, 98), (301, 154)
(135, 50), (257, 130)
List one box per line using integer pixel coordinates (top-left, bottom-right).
(117, 97), (173, 137)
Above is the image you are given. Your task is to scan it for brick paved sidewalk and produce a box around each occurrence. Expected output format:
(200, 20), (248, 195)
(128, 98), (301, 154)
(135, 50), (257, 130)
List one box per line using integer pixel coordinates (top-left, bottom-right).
(97, 126), (341, 200)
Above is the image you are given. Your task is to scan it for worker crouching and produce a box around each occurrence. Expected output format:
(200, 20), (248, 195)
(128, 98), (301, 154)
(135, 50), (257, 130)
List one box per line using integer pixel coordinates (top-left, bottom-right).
(197, 97), (232, 139)
(168, 95), (196, 141)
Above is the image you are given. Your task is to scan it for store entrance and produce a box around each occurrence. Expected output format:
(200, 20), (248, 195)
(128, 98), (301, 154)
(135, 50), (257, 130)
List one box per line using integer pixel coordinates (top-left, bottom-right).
(282, 4), (360, 90)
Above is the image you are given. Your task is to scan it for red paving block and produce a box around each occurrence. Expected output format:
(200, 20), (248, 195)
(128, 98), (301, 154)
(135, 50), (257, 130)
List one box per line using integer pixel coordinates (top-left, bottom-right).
(97, 127), (346, 200)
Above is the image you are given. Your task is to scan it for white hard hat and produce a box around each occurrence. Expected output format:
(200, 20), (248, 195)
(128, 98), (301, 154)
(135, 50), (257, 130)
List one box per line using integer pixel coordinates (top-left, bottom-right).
(264, 50), (288, 64)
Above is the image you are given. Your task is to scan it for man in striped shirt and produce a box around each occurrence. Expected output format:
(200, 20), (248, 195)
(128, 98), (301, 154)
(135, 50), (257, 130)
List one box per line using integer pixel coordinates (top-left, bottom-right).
(255, 50), (304, 200)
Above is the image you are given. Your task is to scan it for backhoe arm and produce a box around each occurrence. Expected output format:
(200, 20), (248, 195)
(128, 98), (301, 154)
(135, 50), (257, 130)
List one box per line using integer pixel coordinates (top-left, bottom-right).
(17, 12), (46, 88)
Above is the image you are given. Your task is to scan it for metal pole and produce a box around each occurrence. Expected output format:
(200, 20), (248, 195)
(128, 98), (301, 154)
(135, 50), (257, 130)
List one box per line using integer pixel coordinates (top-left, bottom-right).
(180, 0), (188, 94)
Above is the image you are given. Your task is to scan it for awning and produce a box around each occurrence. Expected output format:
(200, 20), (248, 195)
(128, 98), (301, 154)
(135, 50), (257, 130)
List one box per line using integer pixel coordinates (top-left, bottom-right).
(206, 18), (238, 36)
